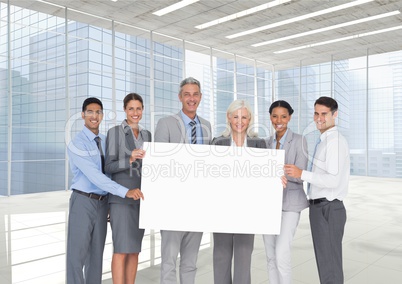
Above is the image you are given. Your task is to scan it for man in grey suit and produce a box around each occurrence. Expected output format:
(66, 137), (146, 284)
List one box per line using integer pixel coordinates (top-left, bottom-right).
(155, 77), (212, 284)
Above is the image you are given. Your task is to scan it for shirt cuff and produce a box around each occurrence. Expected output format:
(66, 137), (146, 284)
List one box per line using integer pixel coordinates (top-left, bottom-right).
(116, 186), (129, 199)
(301, 170), (313, 183)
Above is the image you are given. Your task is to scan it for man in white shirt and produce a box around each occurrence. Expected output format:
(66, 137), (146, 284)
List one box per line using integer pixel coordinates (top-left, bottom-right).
(284, 96), (349, 284)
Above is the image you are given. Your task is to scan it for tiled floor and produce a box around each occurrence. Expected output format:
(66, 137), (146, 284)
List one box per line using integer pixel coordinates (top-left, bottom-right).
(0, 176), (401, 283)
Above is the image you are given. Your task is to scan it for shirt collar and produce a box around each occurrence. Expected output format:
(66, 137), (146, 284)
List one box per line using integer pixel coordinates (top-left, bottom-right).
(180, 110), (199, 125)
(273, 128), (289, 148)
(83, 125), (98, 141)
(121, 119), (142, 133)
(320, 126), (337, 141)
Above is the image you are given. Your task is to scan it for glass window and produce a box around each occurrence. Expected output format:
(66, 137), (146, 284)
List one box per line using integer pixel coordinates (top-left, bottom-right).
(3, 0), (402, 199)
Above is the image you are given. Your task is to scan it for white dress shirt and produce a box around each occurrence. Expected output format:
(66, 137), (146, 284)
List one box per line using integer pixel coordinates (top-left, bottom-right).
(301, 126), (350, 201)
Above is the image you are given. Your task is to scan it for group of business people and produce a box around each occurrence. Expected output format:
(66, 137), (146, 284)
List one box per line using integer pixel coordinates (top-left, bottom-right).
(66, 76), (349, 284)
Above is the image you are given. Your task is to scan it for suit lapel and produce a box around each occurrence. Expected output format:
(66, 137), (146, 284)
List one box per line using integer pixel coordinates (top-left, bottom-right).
(123, 126), (137, 150)
(246, 138), (255, 147)
(140, 129), (151, 142)
(223, 137), (231, 146)
(174, 113), (188, 143)
(282, 129), (293, 152)
(267, 136), (274, 149)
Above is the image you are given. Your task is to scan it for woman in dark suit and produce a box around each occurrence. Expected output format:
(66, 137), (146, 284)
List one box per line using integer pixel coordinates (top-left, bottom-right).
(211, 99), (266, 284)
(262, 100), (308, 284)
(105, 93), (151, 284)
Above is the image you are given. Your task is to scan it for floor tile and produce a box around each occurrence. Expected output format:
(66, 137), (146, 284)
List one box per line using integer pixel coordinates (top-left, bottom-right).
(345, 265), (402, 284)
(0, 176), (401, 283)
(372, 245), (402, 272)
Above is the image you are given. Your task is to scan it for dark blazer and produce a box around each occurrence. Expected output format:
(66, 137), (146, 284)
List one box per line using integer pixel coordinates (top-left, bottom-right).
(267, 129), (308, 212)
(211, 135), (266, 148)
(105, 124), (152, 204)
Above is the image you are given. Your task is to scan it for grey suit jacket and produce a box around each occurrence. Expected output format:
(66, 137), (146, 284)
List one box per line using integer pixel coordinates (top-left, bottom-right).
(154, 112), (212, 144)
(267, 129), (308, 212)
(211, 135), (266, 149)
(105, 124), (152, 204)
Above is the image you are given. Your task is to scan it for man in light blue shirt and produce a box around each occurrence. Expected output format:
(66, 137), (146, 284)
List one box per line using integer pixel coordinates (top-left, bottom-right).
(66, 97), (144, 284)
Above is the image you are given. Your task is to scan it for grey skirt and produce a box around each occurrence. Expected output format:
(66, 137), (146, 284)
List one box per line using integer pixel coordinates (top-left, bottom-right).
(109, 202), (145, 253)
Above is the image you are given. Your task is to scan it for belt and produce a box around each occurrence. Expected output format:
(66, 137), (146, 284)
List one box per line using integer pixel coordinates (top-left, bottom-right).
(73, 189), (107, 201)
(309, 198), (329, 205)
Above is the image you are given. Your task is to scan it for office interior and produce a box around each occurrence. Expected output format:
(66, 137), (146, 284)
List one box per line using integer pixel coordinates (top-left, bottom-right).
(0, 0), (401, 283)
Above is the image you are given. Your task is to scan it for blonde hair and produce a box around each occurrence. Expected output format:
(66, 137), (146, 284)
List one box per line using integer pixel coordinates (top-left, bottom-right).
(222, 99), (257, 137)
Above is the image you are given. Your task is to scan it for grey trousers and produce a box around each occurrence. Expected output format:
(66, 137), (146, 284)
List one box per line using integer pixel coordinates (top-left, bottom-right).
(160, 230), (203, 284)
(213, 233), (254, 284)
(309, 200), (346, 284)
(66, 191), (109, 284)
(263, 211), (301, 284)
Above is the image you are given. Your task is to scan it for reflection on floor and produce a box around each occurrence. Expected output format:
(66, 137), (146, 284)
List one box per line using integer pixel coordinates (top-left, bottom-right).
(0, 176), (401, 283)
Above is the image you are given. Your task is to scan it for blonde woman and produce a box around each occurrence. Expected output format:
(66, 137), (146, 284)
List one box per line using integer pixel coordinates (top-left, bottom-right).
(211, 99), (266, 284)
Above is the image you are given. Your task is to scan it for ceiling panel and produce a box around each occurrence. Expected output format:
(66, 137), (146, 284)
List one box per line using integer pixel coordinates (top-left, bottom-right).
(5, 0), (402, 70)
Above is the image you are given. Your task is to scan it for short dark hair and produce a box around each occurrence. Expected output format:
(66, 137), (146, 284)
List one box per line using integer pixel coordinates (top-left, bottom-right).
(123, 93), (144, 109)
(82, 97), (103, 112)
(269, 100), (294, 115)
(314, 96), (338, 113)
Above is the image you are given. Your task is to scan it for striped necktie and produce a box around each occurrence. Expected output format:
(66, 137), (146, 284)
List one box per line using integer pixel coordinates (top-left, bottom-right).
(189, 121), (197, 144)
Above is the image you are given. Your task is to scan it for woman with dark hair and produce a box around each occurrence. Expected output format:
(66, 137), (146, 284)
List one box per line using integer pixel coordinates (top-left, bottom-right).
(262, 100), (308, 284)
(105, 93), (151, 284)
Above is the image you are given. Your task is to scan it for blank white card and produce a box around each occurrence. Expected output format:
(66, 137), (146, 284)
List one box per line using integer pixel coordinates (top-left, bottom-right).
(139, 142), (284, 235)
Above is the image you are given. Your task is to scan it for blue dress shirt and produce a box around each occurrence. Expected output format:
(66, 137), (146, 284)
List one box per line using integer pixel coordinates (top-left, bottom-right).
(272, 129), (289, 150)
(67, 125), (128, 198)
(180, 110), (203, 144)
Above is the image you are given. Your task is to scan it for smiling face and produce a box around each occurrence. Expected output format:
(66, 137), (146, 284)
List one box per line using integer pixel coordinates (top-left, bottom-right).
(228, 107), (251, 135)
(314, 103), (337, 133)
(124, 99), (143, 125)
(270, 106), (291, 137)
(82, 103), (103, 135)
(179, 83), (202, 119)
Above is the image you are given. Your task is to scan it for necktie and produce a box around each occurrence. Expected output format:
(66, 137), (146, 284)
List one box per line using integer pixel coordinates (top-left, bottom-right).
(94, 136), (105, 174)
(189, 121), (197, 144)
(307, 137), (321, 197)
